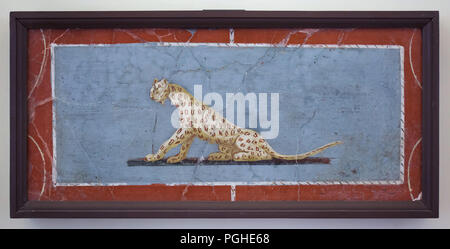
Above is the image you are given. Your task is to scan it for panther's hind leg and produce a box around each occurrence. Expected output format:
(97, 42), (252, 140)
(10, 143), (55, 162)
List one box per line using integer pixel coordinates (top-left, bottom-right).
(207, 144), (233, 161)
(166, 137), (195, 163)
(232, 133), (271, 161)
(232, 151), (271, 161)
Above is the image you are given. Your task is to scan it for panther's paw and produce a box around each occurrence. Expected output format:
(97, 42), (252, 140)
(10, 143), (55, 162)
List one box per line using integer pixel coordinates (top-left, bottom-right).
(167, 156), (183, 164)
(144, 154), (159, 162)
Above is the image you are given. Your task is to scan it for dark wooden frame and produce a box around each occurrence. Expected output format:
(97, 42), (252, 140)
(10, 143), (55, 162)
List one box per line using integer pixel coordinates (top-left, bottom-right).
(10, 11), (439, 218)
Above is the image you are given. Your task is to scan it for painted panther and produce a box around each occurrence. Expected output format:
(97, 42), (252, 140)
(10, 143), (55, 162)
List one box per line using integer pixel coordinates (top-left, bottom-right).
(145, 78), (342, 163)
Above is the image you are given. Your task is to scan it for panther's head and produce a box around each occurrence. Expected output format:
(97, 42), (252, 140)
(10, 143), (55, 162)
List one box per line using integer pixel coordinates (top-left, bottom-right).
(150, 78), (170, 104)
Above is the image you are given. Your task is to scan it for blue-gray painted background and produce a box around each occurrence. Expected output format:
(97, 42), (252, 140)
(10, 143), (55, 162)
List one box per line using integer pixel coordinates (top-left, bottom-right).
(53, 43), (401, 184)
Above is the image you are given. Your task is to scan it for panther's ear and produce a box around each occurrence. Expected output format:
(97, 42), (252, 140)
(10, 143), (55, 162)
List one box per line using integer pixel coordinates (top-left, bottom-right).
(161, 78), (169, 86)
(153, 78), (158, 84)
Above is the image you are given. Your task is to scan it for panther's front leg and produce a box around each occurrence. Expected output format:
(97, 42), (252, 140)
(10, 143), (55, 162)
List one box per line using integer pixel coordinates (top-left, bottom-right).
(166, 137), (194, 163)
(145, 128), (193, 162)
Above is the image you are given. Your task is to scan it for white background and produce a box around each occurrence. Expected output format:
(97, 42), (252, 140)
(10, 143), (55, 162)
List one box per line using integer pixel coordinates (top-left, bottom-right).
(0, 0), (448, 228)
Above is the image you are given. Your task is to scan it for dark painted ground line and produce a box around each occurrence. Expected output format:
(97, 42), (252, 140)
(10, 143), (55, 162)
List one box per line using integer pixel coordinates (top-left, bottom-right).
(127, 157), (331, 166)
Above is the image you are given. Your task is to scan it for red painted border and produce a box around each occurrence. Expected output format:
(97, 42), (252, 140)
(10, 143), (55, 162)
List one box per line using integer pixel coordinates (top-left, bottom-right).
(27, 28), (422, 201)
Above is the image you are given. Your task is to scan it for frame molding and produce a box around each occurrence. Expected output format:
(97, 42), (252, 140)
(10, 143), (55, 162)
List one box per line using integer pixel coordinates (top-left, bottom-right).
(10, 11), (439, 218)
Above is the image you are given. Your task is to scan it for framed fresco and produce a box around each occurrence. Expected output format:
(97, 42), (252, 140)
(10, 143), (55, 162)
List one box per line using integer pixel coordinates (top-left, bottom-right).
(10, 11), (439, 218)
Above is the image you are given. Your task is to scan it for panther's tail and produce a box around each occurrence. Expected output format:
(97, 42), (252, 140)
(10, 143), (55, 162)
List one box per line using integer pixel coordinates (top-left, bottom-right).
(263, 141), (342, 160)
